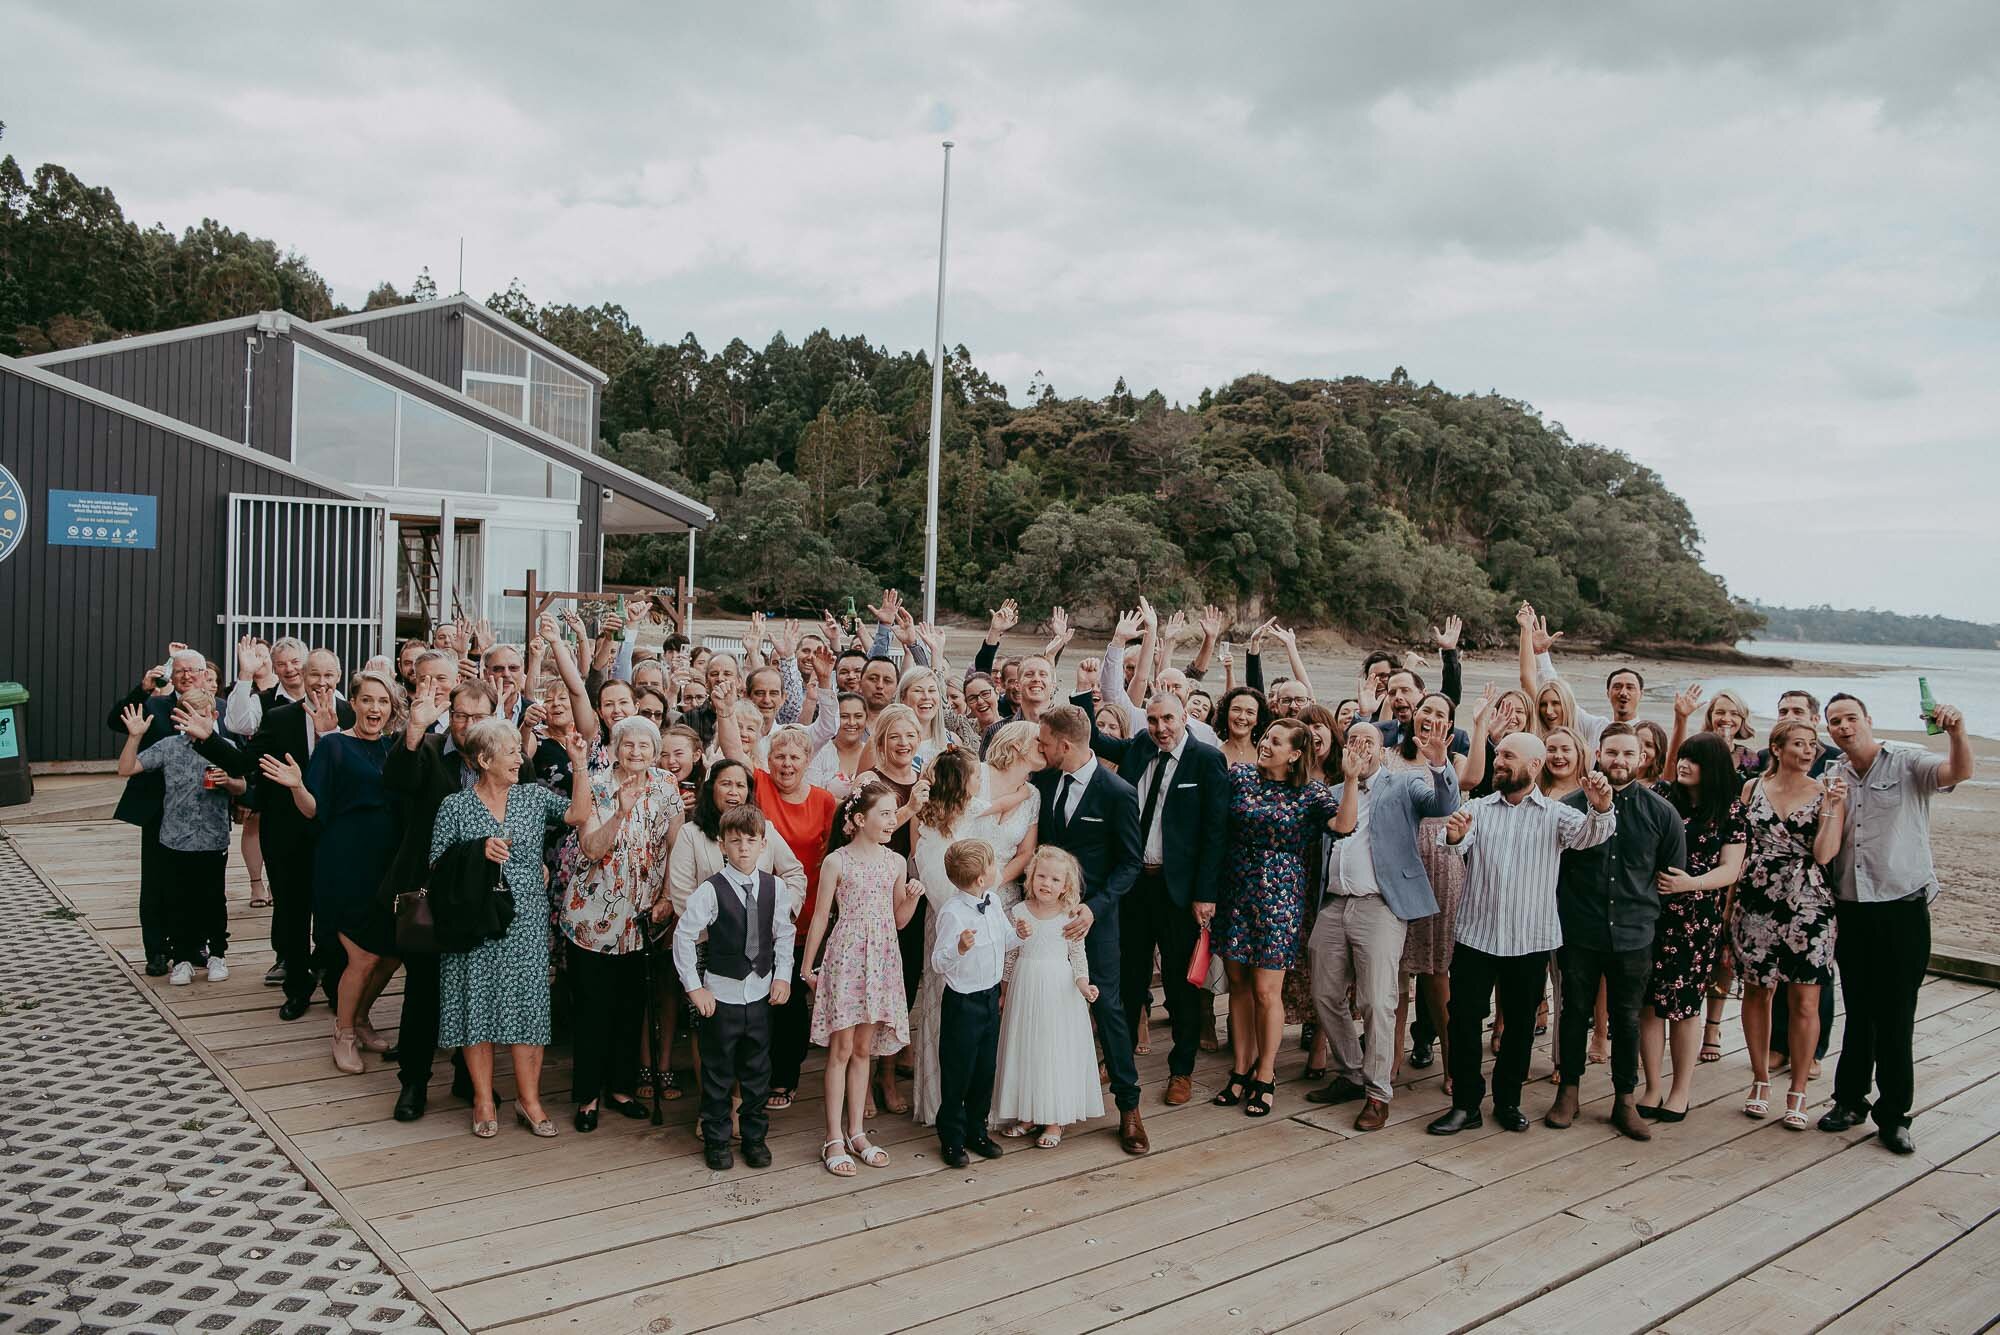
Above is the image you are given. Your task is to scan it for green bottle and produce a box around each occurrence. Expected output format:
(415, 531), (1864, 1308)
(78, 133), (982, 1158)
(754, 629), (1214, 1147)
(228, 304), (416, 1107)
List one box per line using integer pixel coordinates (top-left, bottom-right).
(1919, 676), (1941, 735)
(615, 593), (629, 643)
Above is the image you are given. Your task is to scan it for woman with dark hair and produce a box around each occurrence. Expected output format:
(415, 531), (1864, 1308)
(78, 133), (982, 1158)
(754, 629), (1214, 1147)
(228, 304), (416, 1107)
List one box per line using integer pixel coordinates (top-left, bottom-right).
(1636, 731), (1746, 1122)
(1186, 688), (1214, 726)
(1215, 686), (1269, 769)
(666, 760), (807, 920)
(805, 691), (871, 800)
(1214, 717), (1340, 1117)
(1633, 720), (1672, 787)
(1331, 698), (1361, 743)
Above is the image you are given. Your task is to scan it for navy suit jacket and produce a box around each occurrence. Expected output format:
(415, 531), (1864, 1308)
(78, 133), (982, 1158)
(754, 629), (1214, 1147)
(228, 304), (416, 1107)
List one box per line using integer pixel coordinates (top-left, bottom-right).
(1086, 723), (1229, 909)
(1030, 762), (1142, 925)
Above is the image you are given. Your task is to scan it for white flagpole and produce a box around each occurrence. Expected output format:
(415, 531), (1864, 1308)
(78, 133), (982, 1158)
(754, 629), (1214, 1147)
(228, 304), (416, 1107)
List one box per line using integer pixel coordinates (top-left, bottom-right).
(922, 140), (955, 626)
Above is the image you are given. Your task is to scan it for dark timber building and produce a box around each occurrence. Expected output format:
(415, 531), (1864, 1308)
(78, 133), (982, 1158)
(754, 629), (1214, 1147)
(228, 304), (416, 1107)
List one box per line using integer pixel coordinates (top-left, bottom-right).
(0, 294), (711, 764)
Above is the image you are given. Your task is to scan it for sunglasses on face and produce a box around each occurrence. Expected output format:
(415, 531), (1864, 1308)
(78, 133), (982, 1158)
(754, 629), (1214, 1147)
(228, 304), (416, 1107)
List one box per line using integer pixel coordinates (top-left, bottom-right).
(639, 708), (666, 721)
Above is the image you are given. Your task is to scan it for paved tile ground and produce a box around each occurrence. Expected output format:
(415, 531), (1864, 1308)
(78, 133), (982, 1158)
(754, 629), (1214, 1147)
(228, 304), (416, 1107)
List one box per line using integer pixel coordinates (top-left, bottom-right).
(0, 837), (440, 1334)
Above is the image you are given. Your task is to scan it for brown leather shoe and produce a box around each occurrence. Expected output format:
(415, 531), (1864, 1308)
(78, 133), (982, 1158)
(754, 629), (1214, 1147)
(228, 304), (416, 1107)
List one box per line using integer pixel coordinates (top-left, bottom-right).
(1164, 1075), (1192, 1106)
(1611, 1094), (1653, 1142)
(1545, 1084), (1580, 1129)
(1119, 1108), (1150, 1155)
(1353, 1096), (1389, 1132)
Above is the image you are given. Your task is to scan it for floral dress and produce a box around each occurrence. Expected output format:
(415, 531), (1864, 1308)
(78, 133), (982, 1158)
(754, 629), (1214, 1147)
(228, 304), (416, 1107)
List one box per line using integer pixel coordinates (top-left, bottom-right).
(1217, 764), (1338, 971)
(1649, 800), (1745, 1019)
(561, 769), (677, 956)
(1731, 783), (1835, 988)
(431, 783), (574, 1047)
(808, 846), (911, 1055)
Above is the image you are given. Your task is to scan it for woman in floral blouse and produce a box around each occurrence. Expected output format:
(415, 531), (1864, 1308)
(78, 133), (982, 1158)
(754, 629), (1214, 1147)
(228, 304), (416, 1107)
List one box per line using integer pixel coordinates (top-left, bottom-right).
(565, 714), (680, 1132)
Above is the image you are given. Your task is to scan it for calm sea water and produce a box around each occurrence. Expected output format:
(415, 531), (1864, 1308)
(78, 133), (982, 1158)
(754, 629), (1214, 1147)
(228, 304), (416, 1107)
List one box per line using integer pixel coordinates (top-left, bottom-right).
(1717, 641), (1999, 740)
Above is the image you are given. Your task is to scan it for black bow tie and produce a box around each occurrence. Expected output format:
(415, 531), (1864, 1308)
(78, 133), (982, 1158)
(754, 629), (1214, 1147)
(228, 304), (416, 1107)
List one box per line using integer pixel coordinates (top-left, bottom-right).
(975, 895), (991, 914)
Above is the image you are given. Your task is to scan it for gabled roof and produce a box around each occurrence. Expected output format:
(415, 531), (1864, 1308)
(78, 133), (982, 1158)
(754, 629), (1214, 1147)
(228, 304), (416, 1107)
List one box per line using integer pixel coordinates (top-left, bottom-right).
(0, 352), (365, 500)
(22, 312), (290, 366)
(317, 293), (611, 385)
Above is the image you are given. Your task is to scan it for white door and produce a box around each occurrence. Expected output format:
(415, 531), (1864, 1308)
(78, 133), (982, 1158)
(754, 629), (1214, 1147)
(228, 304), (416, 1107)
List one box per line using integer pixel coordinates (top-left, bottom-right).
(226, 493), (392, 674)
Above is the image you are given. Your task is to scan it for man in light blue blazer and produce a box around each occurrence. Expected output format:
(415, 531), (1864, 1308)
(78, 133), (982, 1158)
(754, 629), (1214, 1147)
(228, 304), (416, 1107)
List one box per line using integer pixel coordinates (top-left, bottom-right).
(1305, 721), (1460, 1130)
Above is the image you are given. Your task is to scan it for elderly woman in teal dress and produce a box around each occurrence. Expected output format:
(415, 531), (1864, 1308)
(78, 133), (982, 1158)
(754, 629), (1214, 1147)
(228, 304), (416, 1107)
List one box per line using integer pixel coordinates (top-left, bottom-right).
(429, 716), (594, 1138)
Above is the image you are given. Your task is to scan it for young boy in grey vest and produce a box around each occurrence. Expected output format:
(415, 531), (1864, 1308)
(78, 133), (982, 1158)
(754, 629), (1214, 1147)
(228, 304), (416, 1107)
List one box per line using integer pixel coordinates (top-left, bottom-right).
(673, 804), (796, 1171)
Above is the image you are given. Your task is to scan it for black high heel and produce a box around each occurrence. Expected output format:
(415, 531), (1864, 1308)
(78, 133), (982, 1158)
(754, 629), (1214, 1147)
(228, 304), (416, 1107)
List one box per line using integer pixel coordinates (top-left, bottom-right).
(1244, 1078), (1276, 1117)
(1212, 1070), (1251, 1106)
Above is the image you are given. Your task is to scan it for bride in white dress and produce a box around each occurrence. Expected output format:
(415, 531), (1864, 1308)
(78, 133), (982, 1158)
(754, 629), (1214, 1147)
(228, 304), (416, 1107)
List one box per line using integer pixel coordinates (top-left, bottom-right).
(911, 722), (1042, 1125)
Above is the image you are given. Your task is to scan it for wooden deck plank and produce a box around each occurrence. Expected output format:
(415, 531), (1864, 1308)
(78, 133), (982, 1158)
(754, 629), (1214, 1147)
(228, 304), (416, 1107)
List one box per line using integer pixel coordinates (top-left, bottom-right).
(1816, 1214), (2000, 1334)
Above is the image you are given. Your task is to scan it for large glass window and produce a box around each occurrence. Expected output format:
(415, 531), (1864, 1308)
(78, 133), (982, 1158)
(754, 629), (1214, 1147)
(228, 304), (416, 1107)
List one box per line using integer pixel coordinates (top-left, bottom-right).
(294, 351), (396, 485)
(398, 396), (490, 493)
(483, 525), (575, 643)
(294, 348), (585, 503)
(462, 318), (595, 452)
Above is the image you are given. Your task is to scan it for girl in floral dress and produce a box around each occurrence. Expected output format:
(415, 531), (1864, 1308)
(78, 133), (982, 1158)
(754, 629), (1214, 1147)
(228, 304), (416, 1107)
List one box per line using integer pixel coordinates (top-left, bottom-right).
(1732, 720), (1848, 1129)
(801, 781), (924, 1177)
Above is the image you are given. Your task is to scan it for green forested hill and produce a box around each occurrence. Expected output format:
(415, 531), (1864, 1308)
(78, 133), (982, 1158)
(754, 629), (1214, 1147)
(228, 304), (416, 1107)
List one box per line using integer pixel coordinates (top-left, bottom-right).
(1751, 605), (1998, 650)
(2, 139), (1759, 645)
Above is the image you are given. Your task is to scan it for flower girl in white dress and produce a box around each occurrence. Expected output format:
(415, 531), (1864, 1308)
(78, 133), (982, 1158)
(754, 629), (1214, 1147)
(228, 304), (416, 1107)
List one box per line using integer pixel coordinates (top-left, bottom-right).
(992, 847), (1104, 1148)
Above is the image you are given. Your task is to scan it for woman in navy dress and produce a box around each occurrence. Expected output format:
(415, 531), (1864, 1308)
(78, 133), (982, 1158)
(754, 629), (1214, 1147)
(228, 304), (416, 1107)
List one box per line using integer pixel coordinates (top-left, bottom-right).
(261, 670), (404, 1078)
(1213, 717), (1339, 1117)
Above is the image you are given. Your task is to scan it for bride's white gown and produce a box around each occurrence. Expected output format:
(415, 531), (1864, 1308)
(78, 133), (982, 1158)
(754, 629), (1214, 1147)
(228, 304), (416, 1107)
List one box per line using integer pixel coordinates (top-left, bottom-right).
(910, 769), (1038, 1126)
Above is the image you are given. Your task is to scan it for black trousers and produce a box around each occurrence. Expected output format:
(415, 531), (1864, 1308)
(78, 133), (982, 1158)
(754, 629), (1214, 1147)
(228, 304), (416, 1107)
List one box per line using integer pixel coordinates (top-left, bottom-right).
(138, 818), (169, 960)
(698, 997), (772, 1146)
(160, 846), (228, 967)
(1086, 906), (1142, 1112)
(897, 898), (929, 1007)
(568, 944), (646, 1107)
(1770, 975), (1836, 1061)
(769, 975), (812, 1092)
(266, 842), (319, 1004)
(399, 951), (443, 1086)
(1448, 946), (1547, 1112)
(937, 984), (1001, 1150)
(1557, 943), (1652, 1094)
(1121, 870), (1204, 1078)
(1833, 897), (1930, 1131)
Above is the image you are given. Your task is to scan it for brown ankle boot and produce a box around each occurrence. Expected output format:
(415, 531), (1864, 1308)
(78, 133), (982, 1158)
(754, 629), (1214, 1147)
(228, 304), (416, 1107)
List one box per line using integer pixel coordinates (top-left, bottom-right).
(1611, 1093), (1653, 1141)
(1545, 1083), (1580, 1129)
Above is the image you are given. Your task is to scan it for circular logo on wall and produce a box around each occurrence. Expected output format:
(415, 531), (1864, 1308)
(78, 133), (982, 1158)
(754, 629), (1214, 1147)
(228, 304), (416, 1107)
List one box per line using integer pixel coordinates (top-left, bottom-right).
(0, 462), (25, 565)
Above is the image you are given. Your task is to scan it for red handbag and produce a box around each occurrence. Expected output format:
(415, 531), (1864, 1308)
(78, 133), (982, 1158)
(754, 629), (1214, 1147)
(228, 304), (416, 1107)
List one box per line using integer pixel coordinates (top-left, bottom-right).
(1186, 925), (1212, 988)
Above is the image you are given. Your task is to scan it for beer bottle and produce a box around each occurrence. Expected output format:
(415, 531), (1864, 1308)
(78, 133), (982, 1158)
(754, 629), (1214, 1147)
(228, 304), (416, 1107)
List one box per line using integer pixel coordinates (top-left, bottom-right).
(1919, 676), (1941, 735)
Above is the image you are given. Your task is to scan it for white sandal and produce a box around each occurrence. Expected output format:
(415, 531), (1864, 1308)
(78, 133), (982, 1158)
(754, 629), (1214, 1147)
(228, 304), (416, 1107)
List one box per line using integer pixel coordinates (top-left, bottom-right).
(1744, 1080), (1771, 1119)
(847, 1132), (890, 1168)
(1000, 1121), (1042, 1139)
(1782, 1091), (1809, 1130)
(1035, 1127), (1064, 1149)
(821, 1138), (857, 1177)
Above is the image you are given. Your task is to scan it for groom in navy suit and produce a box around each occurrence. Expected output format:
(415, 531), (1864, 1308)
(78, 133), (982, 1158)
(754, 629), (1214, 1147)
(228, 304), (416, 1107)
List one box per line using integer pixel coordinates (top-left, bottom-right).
(1031, 704), (1149, 1154)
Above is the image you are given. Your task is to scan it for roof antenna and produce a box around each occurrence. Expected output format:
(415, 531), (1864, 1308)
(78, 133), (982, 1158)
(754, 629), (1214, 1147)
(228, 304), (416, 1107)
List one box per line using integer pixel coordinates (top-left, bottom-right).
(457, 238), (465, 295)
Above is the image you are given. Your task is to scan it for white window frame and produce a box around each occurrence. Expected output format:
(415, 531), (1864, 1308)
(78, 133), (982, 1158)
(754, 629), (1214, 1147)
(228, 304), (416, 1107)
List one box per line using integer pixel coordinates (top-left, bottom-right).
(292, 345), (583, 503)
(460, 320), (593, 453)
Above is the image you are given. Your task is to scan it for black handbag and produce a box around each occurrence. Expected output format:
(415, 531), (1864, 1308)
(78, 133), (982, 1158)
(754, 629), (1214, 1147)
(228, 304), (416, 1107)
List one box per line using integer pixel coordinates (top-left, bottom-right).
(395, 889), (437, 954)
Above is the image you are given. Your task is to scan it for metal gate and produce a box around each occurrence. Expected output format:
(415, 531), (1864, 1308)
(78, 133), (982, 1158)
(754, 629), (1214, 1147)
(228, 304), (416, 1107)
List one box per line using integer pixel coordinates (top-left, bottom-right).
(226, 494), (392, 677)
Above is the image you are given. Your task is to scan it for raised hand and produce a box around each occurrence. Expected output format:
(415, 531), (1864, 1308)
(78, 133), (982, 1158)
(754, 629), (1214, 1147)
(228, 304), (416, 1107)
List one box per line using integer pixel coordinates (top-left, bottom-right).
(1432, 615), (1463, 651)
(537, 611), (561, 643)
(820, 610), (845, 653)
(1444, 807), (1474, 845)
(989, 598), (1020, 636)
(1112, 607), (1143, 645)
(916, 622), (946, 660)
(1932, 703), (1965, 735)
(1049, 604), (1070, 644)
(1199, 604), (1226, 643)
(1137, 595), (1159, 633)
(456, 654), (478, 685)
(867, 589), (902, 627)
(1673, 683), (1704, 721)
(562, 609), (587, 643)
(615, 772), (645, 816)
(410, 686), (445, 733)
(1472, 682), (1501, 723)
(521, 698), (548, 734)
(120, 703), (150, 736)
(1163, 608), (1188, 645)
(1582, 770), (1613, 811)
(1340, 739), (1367, 779)
(1074, 657), (1101, 693)
(1269, 622), (1298, 650)
(307, 689), (340, 736)
(259, 752), (305, 790)
(235, 635), (261, 679)
(599, 612), (626, 640)
(1515, 601), (1538, 629)
(774, 618), (802, 660)
(1531, 615), (1563, 657)
(893, 605), (919, 647)
(171, 703), (215, 740)
(1823, 775), (1851, 807)
(748, 610), (768, 652)
(1247, 617), (1275, 655)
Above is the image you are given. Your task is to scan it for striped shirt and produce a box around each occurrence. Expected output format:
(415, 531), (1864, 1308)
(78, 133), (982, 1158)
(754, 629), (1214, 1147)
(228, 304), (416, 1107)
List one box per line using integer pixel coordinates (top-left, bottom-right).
(1444, 788), (1615, 956)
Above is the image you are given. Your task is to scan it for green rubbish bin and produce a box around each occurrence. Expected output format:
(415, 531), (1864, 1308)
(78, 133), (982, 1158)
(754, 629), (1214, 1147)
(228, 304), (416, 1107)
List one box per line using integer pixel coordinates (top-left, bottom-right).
(0, 682), (31, 807)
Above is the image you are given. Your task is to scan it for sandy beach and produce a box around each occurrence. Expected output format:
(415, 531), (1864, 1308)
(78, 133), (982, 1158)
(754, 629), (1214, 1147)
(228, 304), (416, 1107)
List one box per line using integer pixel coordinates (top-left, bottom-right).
(893, 622), (1998, 970)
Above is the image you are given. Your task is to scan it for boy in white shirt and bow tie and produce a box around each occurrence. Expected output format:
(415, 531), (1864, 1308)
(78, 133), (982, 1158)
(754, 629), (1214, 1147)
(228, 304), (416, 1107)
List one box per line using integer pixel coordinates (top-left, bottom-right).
(928, 839), (1031, 1168)
(674, 804), (797, 1172)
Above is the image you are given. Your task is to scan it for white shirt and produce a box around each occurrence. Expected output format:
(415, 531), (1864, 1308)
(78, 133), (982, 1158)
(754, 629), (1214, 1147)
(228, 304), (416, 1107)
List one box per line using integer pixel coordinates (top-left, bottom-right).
(929, 889), (1023, 994)
(223, 679), (304, 737)
(1333, 782), (1380, 897)
(1098, 641), (1220, 748)
(1446, 789), (1615, 956)
(1137, 734), (1186, 866)
(1054, 756), (1099, 825)
(672, 863), (797, 1005)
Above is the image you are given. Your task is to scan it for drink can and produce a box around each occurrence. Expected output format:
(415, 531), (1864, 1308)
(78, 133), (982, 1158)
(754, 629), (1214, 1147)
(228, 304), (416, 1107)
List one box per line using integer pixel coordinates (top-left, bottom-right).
(202, 767), (223, 790)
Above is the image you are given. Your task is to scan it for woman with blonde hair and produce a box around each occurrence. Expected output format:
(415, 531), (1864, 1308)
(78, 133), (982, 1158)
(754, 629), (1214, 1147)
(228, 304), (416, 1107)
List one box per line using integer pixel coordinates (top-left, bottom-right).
(896, 664), (961, 761)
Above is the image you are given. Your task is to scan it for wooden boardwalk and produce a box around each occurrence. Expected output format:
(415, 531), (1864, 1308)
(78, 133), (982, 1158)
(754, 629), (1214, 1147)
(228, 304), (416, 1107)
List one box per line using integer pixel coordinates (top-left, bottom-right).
(8, 815), (1999, 1334)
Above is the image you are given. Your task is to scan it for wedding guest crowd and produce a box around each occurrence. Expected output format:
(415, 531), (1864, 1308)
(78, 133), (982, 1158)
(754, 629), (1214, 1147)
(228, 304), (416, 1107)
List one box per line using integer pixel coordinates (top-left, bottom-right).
(105, 587), (1973, 1174)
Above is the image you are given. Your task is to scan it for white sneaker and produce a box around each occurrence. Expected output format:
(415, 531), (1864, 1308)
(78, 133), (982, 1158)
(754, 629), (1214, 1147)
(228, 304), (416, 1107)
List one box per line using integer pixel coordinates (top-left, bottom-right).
(206, 956), (230, 983)
(169, 962), (195, 986)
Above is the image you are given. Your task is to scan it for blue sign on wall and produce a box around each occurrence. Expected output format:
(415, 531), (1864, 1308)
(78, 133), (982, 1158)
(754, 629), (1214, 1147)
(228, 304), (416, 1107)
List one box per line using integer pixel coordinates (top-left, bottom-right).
(47, 489), (156, 549)
(0, 463), (23, 564)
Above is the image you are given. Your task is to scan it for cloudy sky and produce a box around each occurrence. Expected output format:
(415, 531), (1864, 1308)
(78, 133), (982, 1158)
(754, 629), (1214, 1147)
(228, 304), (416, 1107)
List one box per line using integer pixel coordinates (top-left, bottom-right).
(11, 2), (1999, 621)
